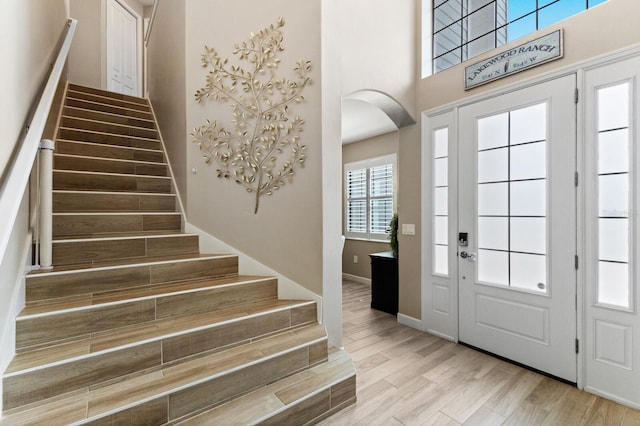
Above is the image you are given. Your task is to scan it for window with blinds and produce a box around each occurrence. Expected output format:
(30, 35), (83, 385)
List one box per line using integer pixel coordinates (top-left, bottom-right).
(345, 155), (397, 240)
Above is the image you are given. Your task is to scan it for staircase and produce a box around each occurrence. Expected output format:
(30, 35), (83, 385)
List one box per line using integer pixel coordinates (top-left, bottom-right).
(1, 84), (355, 425)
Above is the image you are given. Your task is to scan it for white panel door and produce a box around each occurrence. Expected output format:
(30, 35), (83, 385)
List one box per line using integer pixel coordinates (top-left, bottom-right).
(584, 56), (640, 407)
(458, 75), (577, 382)
(107, 0), (138, 96)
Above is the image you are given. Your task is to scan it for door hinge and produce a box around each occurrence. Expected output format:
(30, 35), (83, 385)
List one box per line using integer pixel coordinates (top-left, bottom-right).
(575, 172), (579, 187)
(575, 88), (579, 104)
(575, 338), (580, 353)
(575, 255), (579, 270)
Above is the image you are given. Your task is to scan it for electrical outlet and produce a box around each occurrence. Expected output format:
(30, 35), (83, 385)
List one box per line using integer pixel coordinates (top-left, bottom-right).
(353, 255), (358, 264)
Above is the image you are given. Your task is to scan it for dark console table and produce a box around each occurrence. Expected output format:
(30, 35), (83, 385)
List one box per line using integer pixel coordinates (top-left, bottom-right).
(369, 251), (398, 315)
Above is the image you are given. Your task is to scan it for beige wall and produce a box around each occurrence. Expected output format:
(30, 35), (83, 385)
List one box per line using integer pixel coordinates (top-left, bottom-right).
(68, 0), (102, 88)
(68, 0), (144, 90)
(342, 132), (399, 278)
(146, 1), (187, 205)
(0, 0), (68, 179)
(396, 0), (640, 320)
(324, 0), (417, 324)
(330, 0), (417, 115)
(184, 0), (323, 295)
(0, 0), (68, 410)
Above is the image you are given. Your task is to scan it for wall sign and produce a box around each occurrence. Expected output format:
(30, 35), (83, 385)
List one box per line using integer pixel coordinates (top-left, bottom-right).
(465, 29), (563, 90)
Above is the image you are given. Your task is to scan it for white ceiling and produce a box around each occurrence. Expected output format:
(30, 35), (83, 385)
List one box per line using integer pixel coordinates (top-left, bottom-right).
(138, 0), (154, 6)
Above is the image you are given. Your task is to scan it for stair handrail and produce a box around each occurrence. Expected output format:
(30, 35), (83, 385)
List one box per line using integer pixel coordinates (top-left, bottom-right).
(0, 18), (77, 269)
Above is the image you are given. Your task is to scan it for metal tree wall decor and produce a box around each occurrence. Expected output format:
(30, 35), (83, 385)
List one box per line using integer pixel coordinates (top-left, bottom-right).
(191, 17), (312, 214)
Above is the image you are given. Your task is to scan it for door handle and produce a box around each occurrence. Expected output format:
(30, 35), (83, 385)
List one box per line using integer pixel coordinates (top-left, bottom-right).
(459, 251), (476, 261)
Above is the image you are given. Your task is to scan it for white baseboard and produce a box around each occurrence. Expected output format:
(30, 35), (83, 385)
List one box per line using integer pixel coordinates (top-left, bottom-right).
(186, 223), (322, 322)
(398, 313), (423, 331)
(342, 273), (371, 286)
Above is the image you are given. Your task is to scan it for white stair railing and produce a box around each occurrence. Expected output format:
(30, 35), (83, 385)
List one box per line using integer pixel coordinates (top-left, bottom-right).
(0, 18), (77, 270)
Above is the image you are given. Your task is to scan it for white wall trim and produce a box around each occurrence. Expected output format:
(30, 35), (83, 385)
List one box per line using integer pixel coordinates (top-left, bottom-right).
(341, 273), (370, 286)
(397, 313), (423, 331)
(186, 223), (322, 323)
(146, 100), (187, 223)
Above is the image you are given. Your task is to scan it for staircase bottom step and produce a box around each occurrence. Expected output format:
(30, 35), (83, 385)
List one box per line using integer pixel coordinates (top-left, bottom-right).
(0, 325), (330, 426)
(176, 349), (356, 426)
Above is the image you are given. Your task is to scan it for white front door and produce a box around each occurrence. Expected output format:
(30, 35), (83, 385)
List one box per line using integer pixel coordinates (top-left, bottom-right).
(107, 0), (138, 96)
(458, 75), (577, 382)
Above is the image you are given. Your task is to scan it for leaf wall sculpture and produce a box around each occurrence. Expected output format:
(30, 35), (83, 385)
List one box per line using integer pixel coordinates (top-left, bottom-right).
(192, 17), (312, 214)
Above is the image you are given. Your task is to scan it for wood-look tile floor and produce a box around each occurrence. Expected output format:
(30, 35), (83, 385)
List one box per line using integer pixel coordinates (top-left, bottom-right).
(319, 280), (640, 426)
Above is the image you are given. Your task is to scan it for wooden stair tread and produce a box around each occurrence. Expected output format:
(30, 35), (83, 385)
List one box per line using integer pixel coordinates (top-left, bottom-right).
(57, 139), (164, 155)
(26, 253), (235, 276)
(63, 105), (156, 126)
(0, 324), (327, 425)
(55, 152), (167, 166)
(64, 97), (153, 120)
(21, 274), (274, 315)
(53, 169), (171, 181)
(8, 298), (312, 374)
(52, 229), (187, 241)
(179, 349), (356, 425)
(53, 211), (180, 216)
(66, 90), (151, 112)
(58, 126), (159, 143)
(54, 188), (175, 196)
(61, 116), (159, 139)
(68, 83), (148, 104)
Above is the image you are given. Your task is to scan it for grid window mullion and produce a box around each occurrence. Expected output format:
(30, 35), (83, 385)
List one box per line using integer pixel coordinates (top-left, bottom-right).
(432, 0), (606, 73)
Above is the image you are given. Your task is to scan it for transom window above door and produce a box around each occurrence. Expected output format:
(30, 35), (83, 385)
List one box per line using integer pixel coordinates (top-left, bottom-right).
(427, 0), (608, 74)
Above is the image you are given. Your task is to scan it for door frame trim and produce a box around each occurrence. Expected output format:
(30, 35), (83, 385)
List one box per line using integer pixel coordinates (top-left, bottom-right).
(102, 0), (143, 97)
(420, 43), (640, 392)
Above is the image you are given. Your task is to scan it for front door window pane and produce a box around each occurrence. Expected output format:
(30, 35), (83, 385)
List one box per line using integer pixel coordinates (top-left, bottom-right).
(478, 183), (508, 216)
(511, 217), (546, 255)
(599, 174), (629, 218)
(478, 217), (508, 251)
(511, 253), (546, 291)
(510, 180), (546, 217)
(510, 142), (546, 180)
(598, 84), (629, 131)
(478, 148), (508, 183)
(478, 249), (509, 285)
(476, 102), (547, 292)
(510, 103), (546, 145)
(478, 112), (509, 150)
(596, 82), (631, 309)
(599, 262), (629, 307)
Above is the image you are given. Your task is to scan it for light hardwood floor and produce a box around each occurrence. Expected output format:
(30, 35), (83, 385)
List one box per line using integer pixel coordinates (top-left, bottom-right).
(319, 280), (640, 426)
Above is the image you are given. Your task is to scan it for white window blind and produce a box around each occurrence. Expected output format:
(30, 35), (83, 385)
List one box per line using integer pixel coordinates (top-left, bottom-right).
(345, 155), (396, 240)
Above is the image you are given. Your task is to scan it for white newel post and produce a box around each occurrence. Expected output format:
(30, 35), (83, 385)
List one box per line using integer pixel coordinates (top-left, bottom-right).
(39, 139), (55, 269)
